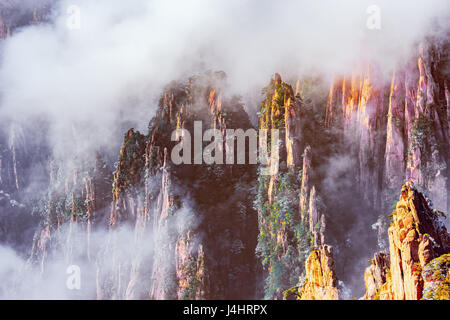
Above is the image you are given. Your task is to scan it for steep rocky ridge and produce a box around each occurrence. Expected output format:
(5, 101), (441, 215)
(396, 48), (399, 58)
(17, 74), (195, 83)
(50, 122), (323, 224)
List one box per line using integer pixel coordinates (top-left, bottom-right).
(99, 71), (259, 299)
(28, 71), (258, 299)
(257, 37), (449, 299)
(364, 183), (449, 300)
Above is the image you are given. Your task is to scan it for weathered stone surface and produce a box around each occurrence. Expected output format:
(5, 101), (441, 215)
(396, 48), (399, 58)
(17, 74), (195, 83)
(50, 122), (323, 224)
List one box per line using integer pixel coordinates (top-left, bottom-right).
(299, 145), (312, 219)
(175, 234), (208, 300)
(364, 253), (391, 300)
(364, 183), (450, 300)
(298, 245), (339, 300)
(308, 186), (326, 247)
(384, 70), (406, 196)
(325, 41), (449, 216)
(284, 85), (303, 169)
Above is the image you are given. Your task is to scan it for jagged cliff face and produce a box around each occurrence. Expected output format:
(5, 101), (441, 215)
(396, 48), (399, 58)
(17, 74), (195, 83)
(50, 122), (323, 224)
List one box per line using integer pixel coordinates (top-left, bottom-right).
(282, 183), (449, 301)
(94, 71), (258, 299)
(364, 252), (391, 300)
(386, 41), (449, 215)
(299, 245), (339, 300)
(257, 71), (381, 298)
(29, 154), (112, 267)
(0, 0), (55, 257)
(0, 123), (50, 255)
(255, 74), (333, 299)
(326, 62), (389, 211)
(326, 41), (449, 215)
(28, 72), (258, 299)
(364, 183), (449, 300)
(256, 38), (449, 299)
(389, 184), (449, 299)
(330, 40), (450, 297)
(283, 245), (339, 300)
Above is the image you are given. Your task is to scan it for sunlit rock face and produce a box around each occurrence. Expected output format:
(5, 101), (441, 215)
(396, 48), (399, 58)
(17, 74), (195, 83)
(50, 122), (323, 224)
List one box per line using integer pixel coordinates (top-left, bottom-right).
(389, 184), (449, 300)
(298, 245), (339, 300)
(282, 245), (339, 300)
(388, 42), (449, 216)
(325, 62), (389, 210)
(364, 183), (450, 300)
(325, 40), (449, 217)
(363, 252), (391, 300)
(317, 39), (448, 297)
